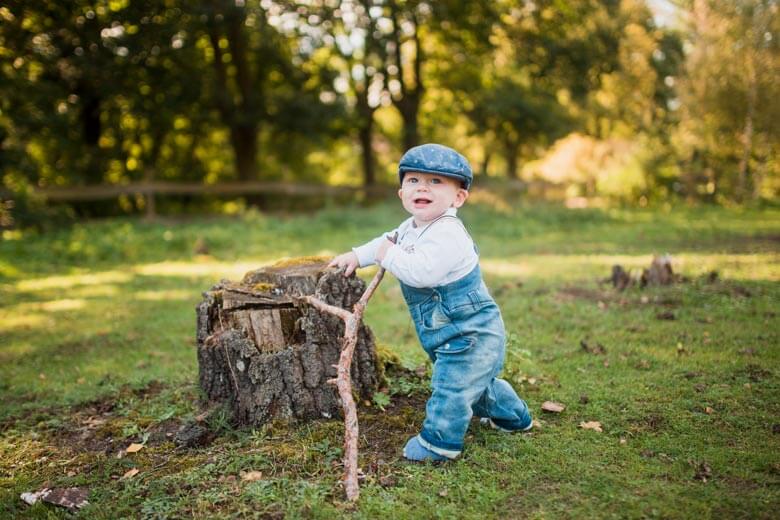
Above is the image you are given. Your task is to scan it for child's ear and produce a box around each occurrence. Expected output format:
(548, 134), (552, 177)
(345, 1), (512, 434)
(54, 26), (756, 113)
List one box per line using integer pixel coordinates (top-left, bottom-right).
(398, 188), (404, 200)
(452, 188), (469, 208)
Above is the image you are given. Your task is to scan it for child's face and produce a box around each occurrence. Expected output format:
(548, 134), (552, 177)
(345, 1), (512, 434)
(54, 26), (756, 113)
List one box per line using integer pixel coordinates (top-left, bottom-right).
(398, 171), (469, 226)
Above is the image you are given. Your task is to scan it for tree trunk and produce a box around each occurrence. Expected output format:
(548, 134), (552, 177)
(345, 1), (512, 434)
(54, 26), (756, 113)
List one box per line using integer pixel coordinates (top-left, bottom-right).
(356, 86), (376, 187)
(358, 122), (375, 187)
(231, 124), (259, 182)
(399, 98), (420, 152)
(196, 259), (380, 426)
(503, 138), (519, 179)
(737, 51), (756, 201)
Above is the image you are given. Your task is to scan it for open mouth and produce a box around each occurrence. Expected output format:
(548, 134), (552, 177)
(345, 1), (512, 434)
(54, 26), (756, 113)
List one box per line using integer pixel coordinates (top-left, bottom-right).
(413, 198), (432, 205)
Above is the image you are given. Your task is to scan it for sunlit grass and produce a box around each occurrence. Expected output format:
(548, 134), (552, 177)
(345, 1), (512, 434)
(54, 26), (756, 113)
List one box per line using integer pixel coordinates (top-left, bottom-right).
(0, 197), (778, 518)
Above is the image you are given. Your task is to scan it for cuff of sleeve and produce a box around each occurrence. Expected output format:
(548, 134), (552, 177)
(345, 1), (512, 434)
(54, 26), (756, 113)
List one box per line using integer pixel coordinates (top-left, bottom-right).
(353, 244), (375, 268)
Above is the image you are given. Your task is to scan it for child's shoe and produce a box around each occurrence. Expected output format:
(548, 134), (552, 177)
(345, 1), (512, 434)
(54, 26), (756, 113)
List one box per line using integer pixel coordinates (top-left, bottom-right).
(480, 417), (533, 433)
(402, 436), (449, 462)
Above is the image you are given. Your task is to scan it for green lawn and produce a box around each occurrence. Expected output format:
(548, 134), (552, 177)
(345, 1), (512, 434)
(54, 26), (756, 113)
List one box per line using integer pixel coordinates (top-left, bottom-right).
(1, 196), (779, 518)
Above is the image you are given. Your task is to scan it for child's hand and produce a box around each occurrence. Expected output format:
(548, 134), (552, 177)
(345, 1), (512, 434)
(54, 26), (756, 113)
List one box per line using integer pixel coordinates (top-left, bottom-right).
(328, 251), (359, 276)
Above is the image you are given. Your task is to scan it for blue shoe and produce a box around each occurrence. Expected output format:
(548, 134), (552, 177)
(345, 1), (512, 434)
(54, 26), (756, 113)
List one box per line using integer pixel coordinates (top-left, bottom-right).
(402, 436), (449, 462)
(480, 417), (533, 433)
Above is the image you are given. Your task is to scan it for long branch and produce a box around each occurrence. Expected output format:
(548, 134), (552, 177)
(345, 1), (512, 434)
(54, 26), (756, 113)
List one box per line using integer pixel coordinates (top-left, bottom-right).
(299, 265), (388, 502)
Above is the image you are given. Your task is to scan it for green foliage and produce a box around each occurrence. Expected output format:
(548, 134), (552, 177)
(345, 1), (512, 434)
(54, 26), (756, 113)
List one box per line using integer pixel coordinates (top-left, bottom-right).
(0, 0), (776, 214)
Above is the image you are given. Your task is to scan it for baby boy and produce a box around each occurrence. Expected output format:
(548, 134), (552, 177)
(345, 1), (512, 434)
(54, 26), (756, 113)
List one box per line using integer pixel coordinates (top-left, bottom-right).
(329, 143), (532, 461)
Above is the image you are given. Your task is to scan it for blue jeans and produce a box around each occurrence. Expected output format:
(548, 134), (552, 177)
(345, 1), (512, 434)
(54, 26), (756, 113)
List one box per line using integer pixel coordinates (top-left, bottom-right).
(400, 265), (531, 457)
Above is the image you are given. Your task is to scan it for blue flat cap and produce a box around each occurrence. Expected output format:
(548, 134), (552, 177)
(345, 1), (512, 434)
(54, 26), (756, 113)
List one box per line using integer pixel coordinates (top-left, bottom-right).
(398, 143), (473, 189)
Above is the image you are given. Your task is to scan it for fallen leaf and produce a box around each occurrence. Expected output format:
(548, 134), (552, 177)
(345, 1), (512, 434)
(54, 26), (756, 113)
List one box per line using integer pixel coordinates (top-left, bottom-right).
(704, 406), (714, 414)
(541, 401), (565, 413)
(125, 443), (144, 453)
(22, 487), (90, 513)
(693, 461), (712, 482)
(120, 468), (139, 480)
(20, 489), (49, 506)
(379, 475), (397, 487)
(240, 470), (263, 482)
(580, 340), (606, 355)
(579, 421), (603, 432)
(438, 488), (448, 497)
(532, 419), (543, 429)
(43, 487), (90, 512)
(619, 438), (627, 445)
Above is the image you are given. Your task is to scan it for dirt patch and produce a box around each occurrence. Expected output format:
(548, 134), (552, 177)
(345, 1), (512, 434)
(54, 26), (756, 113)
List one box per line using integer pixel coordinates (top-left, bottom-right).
(628, 413), (667, 433)
(359, 392), (427, 463)
(556, 286), (608, 302)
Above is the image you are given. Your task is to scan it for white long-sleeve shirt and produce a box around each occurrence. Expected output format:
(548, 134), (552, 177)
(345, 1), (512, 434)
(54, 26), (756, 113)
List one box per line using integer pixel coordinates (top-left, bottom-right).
(352, 208), (479, 288)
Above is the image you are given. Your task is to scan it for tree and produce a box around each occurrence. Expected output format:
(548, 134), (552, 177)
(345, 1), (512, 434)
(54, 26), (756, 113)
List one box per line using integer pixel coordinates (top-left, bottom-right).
(675, 0), (779, 201)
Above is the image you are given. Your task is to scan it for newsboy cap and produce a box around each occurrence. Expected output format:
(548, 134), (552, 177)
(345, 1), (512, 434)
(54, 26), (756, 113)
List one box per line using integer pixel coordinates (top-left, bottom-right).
(398, 143), (473, 189)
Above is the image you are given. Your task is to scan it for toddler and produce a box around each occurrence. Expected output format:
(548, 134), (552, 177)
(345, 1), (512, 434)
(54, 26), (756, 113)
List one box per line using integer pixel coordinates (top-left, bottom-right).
(329, 143), (532, 461)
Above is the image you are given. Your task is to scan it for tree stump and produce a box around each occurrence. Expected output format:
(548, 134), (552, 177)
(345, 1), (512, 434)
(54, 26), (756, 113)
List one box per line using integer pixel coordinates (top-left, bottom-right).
(196, 258), (379, 426)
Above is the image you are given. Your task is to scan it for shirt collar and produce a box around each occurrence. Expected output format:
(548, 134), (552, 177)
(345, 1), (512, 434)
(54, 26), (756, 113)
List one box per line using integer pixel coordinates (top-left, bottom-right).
(411, 207), (458, 229)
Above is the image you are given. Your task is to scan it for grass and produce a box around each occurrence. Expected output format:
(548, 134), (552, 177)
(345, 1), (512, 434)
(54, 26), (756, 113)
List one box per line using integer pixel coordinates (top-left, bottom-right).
(1, 194), (779, 518)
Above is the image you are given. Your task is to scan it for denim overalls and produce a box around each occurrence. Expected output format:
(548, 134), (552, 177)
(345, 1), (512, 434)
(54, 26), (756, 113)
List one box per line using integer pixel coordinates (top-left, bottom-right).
(399, 226), (532, 457)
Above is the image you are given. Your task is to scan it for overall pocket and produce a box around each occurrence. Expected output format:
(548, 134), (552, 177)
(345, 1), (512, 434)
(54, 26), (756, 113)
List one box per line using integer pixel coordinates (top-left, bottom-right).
(446, 289), (493, 322)
(433, 334), (476, 355)
(412, 294), (452, 332)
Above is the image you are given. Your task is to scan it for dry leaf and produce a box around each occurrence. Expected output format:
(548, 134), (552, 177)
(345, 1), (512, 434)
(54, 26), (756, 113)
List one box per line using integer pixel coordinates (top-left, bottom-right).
(438, 488), (448, 497)
(120, 468), (139, 480)
(693, 461), (712, 482)
(704, 406), (714, 414)
(20, 489), (49, 506)
(22, 487), (90, 513)
(541, 401), (565, 413)
(579, 421), (603, 432)
(125, 443), (144, 453)
(240, 470), (263, 482)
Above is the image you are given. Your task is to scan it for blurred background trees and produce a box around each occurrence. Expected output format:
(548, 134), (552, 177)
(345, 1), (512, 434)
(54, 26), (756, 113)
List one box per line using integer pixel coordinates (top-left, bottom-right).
(0, 0), (777, 224)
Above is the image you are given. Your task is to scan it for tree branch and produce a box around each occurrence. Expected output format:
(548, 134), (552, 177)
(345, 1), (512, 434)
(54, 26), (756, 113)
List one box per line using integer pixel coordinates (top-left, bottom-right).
(297, 264), (389, 502)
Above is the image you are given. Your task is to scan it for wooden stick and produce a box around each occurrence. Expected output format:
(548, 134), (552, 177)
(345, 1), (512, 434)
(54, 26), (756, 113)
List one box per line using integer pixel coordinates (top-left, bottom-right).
(299, 264), (388, 502)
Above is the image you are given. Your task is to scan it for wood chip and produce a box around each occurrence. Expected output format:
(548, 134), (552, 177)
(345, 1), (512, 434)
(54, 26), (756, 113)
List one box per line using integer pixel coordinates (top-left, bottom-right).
(240, 470), (264, 482)
(541, 401), (565, 413)
(579, 421), (603, 432)
(125, 443), (144, 453)
(120, 468), (139, 480)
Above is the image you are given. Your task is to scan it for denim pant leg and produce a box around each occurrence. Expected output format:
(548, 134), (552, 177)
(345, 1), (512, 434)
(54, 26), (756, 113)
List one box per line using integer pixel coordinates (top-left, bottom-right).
(472, 378), (532, 430)
(418, 333), (503, 456)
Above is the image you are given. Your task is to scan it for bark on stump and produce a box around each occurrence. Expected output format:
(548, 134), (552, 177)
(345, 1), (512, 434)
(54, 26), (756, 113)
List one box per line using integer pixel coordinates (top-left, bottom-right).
(196, 259), (379, 426)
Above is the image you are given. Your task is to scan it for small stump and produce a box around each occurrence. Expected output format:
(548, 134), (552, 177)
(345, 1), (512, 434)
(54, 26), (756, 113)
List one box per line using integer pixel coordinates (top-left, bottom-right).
(196, 258), (379, 426)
